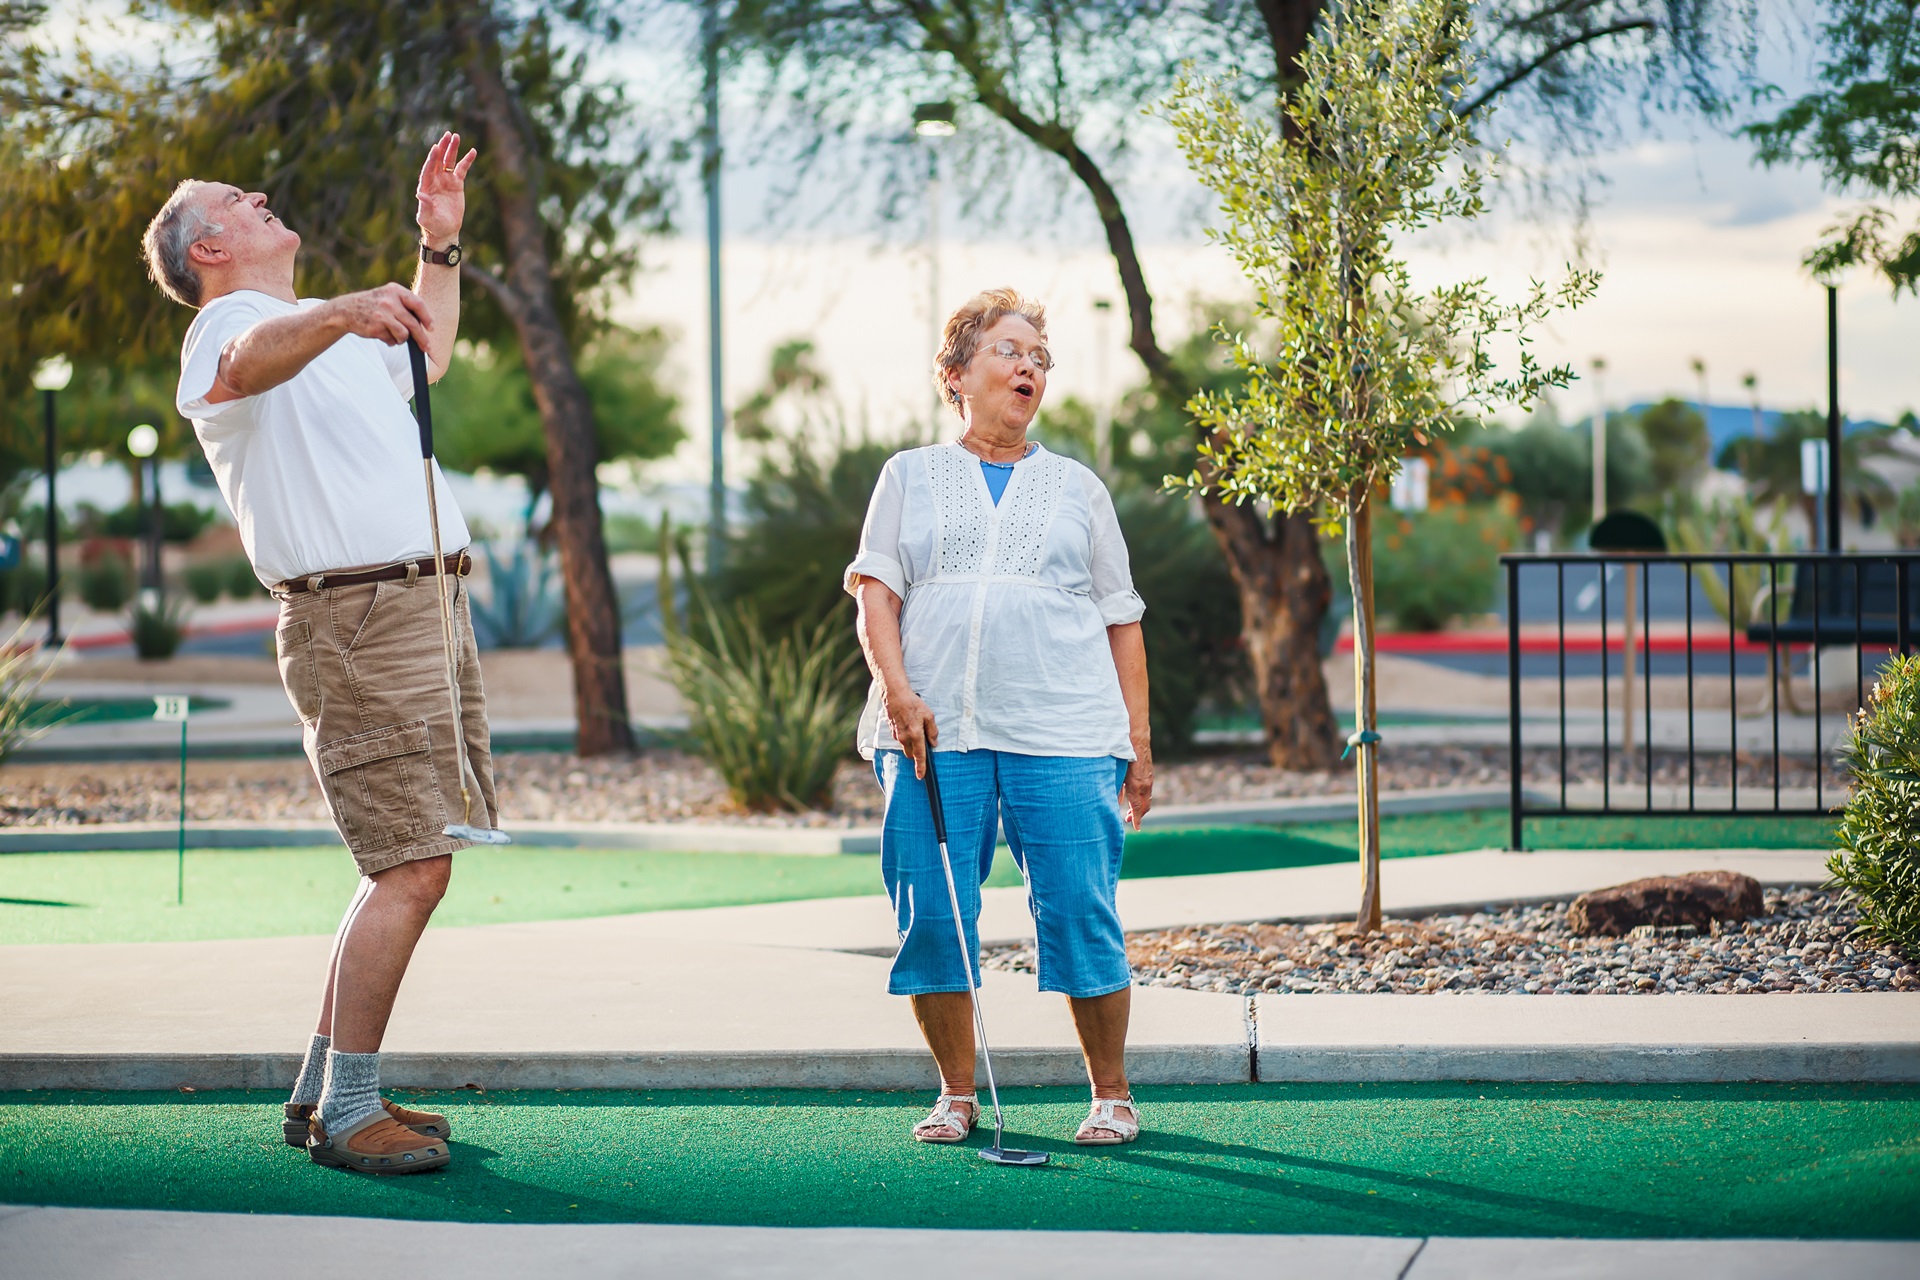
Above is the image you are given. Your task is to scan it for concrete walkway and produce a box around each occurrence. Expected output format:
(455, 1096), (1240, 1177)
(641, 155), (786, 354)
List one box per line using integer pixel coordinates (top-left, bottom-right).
(2, 1207), (1915, 1279)
(6, 846), (1916, 1090)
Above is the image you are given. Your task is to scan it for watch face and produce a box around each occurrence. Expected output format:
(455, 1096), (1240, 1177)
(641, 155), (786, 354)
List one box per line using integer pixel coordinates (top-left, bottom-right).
(444, 244), (462, 266)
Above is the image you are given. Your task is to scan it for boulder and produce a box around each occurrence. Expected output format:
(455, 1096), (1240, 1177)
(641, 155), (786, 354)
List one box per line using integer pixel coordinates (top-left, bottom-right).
(1567, 870), (1765, 937)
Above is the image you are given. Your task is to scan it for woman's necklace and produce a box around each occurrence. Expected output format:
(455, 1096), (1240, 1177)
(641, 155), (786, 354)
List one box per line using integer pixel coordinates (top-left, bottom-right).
(960, 434), (1035, 466)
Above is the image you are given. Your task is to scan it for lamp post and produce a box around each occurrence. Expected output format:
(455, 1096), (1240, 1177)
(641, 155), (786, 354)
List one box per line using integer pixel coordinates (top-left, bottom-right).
(1742, 371), (1761, 439)
(1092, 298), (1113, 472)
(703, 0), (726, 577)
(1590, 356), (1608, 522)
(30, 356), (71, 645)
(128, 423), (162, 608)
(1825, 279), (1843, 553)
(914, 101), (956, 436)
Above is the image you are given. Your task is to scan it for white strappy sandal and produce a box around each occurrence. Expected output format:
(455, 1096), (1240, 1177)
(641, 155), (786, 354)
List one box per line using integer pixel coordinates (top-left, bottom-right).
(1074, 1096), (1140, 1146)
(912, 1094), (980, 1144)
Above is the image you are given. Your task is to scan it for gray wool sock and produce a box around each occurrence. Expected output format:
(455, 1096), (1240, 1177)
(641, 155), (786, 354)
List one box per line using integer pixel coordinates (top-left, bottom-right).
(288, 1033), (330, 1107)
(317, 1050), (383, 1133)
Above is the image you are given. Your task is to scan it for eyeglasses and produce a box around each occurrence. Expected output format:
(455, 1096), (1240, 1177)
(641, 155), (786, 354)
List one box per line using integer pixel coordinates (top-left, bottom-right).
(978, 339), (1055, 371)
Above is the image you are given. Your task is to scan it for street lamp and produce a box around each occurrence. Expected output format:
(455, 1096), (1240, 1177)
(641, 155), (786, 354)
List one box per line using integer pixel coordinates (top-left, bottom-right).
(1589, 356), (1608, 522)
(1821, 271), (1845, 553)
(915, 101), (957, 436)
(1092, 298), (1113, 472)
(128, 423), (162, 608)
(30, 356), (71, 644)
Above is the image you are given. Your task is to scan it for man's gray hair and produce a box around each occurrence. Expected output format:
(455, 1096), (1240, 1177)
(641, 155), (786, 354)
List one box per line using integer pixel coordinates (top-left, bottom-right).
(141, 180), (222, 308)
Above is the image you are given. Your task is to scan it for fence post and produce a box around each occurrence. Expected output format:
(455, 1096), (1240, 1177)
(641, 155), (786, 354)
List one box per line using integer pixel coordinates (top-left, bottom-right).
(1508, 557), (1524, 851)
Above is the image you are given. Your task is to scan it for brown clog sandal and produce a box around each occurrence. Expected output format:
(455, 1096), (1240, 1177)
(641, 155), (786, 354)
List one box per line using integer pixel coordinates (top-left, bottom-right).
(284, 1099), (450, 1148)
(307, 1111), (451, 1174)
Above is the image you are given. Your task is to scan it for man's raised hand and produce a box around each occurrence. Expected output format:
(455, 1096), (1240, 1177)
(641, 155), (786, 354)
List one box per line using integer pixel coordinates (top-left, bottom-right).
(326, 283), (433, 349)
(416, 131), (477, 246)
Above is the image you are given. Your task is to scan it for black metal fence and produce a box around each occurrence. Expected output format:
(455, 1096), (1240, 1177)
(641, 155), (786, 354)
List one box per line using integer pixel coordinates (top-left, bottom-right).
(1501, 551), (1920, 850)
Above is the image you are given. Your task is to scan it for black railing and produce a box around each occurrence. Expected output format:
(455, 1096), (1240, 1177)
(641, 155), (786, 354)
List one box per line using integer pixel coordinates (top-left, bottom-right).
(1501, 551), (1920, 850)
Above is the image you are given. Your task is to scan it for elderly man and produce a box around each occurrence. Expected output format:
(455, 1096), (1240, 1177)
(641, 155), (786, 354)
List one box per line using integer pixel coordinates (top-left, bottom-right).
(142, 134), (488, 1175)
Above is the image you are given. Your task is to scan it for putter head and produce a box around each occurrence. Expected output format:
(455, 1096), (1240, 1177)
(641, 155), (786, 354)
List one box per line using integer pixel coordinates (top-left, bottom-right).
(444, 823), (512, 846)
(979, 1147), (1049, 1166)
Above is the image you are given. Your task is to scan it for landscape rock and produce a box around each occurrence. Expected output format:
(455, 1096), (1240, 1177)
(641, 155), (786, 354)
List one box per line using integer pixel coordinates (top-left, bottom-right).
(1567, 870), (1765, 936)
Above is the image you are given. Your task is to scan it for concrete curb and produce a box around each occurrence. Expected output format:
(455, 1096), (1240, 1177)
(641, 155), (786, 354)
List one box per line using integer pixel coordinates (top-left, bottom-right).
(1254, 1043), (1920, 1083)
(0, 1044), (1252, 1092)
(0, 786), (1515, 856)
(9, 1029), (1917, 1091)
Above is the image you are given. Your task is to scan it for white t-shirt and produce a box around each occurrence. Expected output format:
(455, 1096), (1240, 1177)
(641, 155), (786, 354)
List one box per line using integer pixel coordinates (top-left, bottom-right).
(174, 289), (469, 587)
(843, 442), (1145, 760)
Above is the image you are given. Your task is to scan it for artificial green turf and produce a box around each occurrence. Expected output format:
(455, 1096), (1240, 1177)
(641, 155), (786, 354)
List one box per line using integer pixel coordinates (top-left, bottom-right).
(1, 1084), (1914, 1237)
(0, 811), (1837, 945)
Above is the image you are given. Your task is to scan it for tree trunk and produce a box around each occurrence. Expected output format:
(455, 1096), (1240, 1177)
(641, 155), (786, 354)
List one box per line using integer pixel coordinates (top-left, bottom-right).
(1346, 491), (1382, 932)
(1205, 495), (1341, 767)
(463, 25), (633, 756)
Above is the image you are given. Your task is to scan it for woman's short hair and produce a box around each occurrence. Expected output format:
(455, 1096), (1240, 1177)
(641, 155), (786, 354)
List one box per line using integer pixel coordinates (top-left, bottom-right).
(141, 180), (222, 308)
(933, 288), (1047, 416)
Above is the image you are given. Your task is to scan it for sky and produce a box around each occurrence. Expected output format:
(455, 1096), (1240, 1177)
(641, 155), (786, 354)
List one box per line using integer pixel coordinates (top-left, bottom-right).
(39, 1), (1916, 491)
(595, 2), (1918, 487)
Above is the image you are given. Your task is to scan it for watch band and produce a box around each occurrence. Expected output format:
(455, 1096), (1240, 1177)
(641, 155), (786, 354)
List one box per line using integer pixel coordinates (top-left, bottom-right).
(420, 242), (463, 267)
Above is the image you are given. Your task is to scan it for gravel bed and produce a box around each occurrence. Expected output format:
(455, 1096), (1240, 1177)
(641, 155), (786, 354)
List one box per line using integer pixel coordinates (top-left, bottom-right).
(983, 887), (1917, 995)
(0, 744), (1833, 828)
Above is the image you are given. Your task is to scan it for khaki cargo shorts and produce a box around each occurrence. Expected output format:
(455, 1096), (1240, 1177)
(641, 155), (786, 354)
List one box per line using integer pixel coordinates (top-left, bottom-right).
(275, 575), (498, 875)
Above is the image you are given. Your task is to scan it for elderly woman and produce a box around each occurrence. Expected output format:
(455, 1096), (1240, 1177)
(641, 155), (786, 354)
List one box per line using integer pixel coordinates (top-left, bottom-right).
(845, 287), (1152, 1148)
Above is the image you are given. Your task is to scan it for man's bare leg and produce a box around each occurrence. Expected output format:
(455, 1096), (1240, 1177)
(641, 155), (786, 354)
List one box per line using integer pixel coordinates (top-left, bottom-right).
(285, 878), (374, 1121)
(314, 877), (375, 1039)
(329, 855), (451, 1053)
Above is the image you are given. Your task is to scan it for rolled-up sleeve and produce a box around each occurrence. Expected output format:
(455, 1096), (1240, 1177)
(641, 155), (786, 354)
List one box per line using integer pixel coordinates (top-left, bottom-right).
(844, 454), (909, 599)
(1087, 476), (1145, 626)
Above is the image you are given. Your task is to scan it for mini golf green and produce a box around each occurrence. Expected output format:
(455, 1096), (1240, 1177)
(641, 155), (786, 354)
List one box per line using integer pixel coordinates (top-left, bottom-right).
(0, 1084), (1913, 1237)
(0, 811), (1834, 946)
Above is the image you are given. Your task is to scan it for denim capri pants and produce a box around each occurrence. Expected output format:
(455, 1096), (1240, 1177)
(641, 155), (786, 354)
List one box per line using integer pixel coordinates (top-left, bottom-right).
(875, 748), (1133, 999)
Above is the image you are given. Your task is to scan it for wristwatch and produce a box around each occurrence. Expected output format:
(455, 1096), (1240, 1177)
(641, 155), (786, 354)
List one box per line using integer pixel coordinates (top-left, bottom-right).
(420, 241), (463, 267)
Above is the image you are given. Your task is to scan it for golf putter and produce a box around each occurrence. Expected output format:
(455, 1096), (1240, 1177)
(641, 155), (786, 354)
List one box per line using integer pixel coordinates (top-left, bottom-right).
(407, 337), (510, 846)
(922, 752), (1047, 1167)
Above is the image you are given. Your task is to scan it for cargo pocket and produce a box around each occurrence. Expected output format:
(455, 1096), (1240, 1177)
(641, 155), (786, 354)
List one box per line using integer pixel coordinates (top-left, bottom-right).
(316, 720), (445, 850)
(276, 619), (320, 725)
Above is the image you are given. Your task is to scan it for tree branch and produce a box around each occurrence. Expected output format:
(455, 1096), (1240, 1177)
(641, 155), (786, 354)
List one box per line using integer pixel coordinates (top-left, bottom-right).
(1457, 18), (1657, 118)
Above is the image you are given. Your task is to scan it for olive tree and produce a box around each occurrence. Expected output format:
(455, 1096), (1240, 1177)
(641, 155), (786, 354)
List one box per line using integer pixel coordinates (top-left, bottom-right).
(1165, 0), (1596, 929)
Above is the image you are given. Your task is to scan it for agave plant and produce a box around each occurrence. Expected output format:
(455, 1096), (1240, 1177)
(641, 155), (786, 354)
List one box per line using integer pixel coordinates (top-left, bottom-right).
(130, 592), (191, 660)
(470, 540), (564, 650)
(0, 616), (66, 765)
(665, 595), (862, 813)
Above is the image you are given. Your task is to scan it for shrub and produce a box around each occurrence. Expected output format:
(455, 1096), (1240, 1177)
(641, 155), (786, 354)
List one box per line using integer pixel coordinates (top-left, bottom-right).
(101, 500), (218, 543)
(1110, 484), (1245, 753)
(1832, 655), (1920, 960)
(664, 591), (861, 813)
(226, 555), (265, 598)
(469, 540), (564, 649)
(1327, 503), (1521, 632)
(79, 550), (134, 612)
(130, 593), (190, 660)
(1, 559), (50, 616)
(183, 559), (226, 604)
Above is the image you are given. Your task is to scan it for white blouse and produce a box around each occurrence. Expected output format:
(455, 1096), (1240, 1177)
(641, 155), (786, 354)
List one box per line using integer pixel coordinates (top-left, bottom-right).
(844, 442), (1146, 761)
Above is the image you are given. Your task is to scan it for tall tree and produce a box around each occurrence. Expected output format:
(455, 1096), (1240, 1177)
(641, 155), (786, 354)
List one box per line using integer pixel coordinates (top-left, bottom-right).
(1745, 0), (1920, 288)
(729, 0), (1748, 768)
(0, 0), (671, 754)
(1165, 0), (1593, 927)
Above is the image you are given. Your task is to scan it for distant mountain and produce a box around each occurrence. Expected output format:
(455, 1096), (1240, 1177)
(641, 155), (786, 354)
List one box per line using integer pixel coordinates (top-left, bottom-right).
(1615, 402), (1888, 454)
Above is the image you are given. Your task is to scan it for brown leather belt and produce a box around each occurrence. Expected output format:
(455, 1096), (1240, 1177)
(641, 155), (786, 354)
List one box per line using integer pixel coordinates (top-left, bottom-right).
(276, 549), (472, 595)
